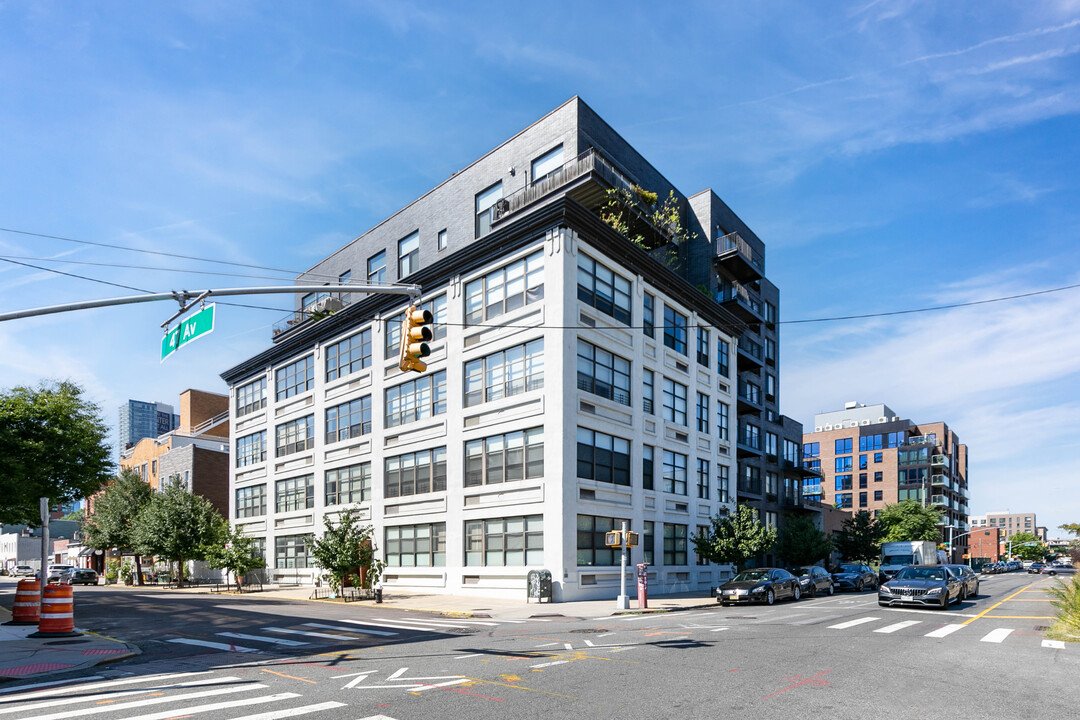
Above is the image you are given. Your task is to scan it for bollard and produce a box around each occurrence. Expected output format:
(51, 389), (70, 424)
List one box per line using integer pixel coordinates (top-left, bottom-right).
(375, 587), (383, 604)
(4, 580), (41, 625)
(29, 583), (81, 638)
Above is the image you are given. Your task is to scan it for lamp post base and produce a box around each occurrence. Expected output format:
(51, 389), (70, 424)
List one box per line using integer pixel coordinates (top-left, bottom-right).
(615, 594), (630, 610)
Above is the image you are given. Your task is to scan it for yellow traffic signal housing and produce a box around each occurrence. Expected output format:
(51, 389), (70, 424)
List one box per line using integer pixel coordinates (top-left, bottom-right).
(398, 305), (433, 373)
(604, 531), (622, 547)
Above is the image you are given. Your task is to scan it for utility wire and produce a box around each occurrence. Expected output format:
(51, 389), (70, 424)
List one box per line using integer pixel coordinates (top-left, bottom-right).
(0, 254), (302, 283)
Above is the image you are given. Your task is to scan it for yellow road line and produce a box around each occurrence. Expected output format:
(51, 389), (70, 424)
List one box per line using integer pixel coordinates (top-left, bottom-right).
(984, 615), (1055, 619)
(460, 676), (578, 699)
(962, 581), (1044, 625)
(261, 669), (317, 684)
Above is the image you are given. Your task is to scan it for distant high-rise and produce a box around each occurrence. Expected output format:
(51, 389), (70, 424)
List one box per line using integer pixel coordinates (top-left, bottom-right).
(117, 399), (179, 457)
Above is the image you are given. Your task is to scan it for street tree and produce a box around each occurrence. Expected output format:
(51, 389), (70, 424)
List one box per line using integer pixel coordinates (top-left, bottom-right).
(835, 510), (884, 564)
(134, 477), (226, 586)
(876, 500), (942, 543)
(1007, 531), (1046, 561)
(82, 469), (154, 585)
(773, 514), (833, 567)
(308, 508), (385, 595)
(204, 525), (266, 589)
(1060, 523), (1080, 540)
(0, 380), (113, 525)
(692, 504), (777, 571)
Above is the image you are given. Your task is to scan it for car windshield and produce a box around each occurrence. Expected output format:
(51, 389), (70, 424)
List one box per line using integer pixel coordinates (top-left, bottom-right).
(895, 567), (946, 581)
(882, 554), (914, 565)
(790, 567), (814, 576)
(732, 571), (768, 582)
(837, 565), (863, 573)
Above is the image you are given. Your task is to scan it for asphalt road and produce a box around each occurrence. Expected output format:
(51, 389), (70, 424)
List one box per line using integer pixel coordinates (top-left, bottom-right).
(0, 571), (1075, 720)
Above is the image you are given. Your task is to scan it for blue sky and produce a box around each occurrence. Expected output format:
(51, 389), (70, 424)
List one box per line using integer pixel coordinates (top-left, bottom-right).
(2, 1), (1078, 537)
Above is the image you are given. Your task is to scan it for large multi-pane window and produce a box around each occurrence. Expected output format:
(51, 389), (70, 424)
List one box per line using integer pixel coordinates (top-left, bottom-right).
(385, 447), (447, 498)
(531, 144), (564, 182)
(325, 462), (371, 506)
(236, 431), (267, 467)
(642, 520), (655, 565)
(577, 340), (630, 406)
(465, 428), (544, 487)
(835, 474), (853, 491)
(741, 423), (761, 450)
(398, 231), (419, 277)
(836, 493), (853, 509)
(835, 438), (853, 454)
(804, 442), (820, 457)
(276, 356), (314, 401)
(717, 464), (731, 503)
(235, 484), (266, 518)
(276, 415), (315, 457)
(663, 306), (688, 354)
(835, 456), (853, 473)
(717, 401), (730, 441)
(576, 428), (630, 486)
(276, 475), (314, 513)
(475, 181), (503, 237)
(696, 327), (709, 366)
(326, 329), (371, 382)
(765, 432), (778, 460)
(386, 523), (446, 567)
(643, 293), (655, 338)
(740, 464), (762, 494)
(464, 251), (544, 324)
(577, 254), (632, 325)
(642, 370), (655, 414)
(642, 444), (654, 491)
(696, 525), (711, 565)
(766, 471), (778, 497)
(577, 515), (629, 566)
(696, 392), (709, 434)
(664, 524), (688, 565)
(662, 378), (688, 426)
(783, 439), (800, 466)
(385, 370), (447, 428)
(697, 458), (710, 499)
(463, 339), (544, 406)
(236, 377), (266, 417)
(275, 535), (309, 569)
(663, 450), (687, 495)
(765, 337), (776, 363)
(465, 515), (543, 566)
(367, 250), (386, 283)
(717, 339), (730, 377)
(325, 396), (371, 444)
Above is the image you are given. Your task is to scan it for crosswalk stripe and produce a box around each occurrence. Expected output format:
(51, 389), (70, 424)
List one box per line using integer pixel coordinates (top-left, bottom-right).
(924, 624), (965, 638)
(90, 693), (302, 720)
(334, 618), (454, 633)
(217, 632), (310, 647)
(874, 620), (922, 634)
(302, 622), (398, 637)
(0, 672), (212, 704)
(169, 638), (262, 653)
(828, 617), (879, 630)
(29, 683), (270, 720)
(262, 626), (357, 640)
(225, 701), (348, 720)
(0, 677), (103, 698)
(1042, 639), (1066, 649)
(369, 617), (472, 629)
(792, 614), (843, 626)
(980, 628), (1014, 643)
(0, 676), (237, 715)
(384, 617), (501, 626)
(752, 613), (804, 623)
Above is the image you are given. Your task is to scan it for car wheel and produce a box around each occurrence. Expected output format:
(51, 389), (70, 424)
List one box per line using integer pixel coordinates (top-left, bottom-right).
(721, 601), (730, 607)
(855, 580), (864, 592)
(973, 582), (979, 597)
(806, 585), (815, 598)
(828, 584), (835, 596)
(959, 586), (967, 602)
(792, 585), (801, 601)
(765, 589), (775, 606)
(940, 597), (949, 609)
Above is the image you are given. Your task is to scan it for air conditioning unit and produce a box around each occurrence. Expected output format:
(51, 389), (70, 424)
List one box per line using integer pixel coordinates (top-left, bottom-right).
(313, 297), (344, 314)
(823, 424), (833, 431)
(860, 419), (870, 426)
(814, 427), (822, 433)
(878, 417), (887, 423)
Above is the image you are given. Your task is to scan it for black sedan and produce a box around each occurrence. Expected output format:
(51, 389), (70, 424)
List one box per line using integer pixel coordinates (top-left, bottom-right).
(942, 564), (979, 600)
(791, 566), (835, 597)
(831, 563), (878, 592)
(718, 568), (802, 606)
(70, 568), (99, 585)
(878, 566), (963, 609)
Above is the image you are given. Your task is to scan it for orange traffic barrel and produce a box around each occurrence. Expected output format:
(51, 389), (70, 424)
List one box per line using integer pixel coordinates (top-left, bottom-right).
(3, 579), (41, 625)
(29, 583), (81, 638)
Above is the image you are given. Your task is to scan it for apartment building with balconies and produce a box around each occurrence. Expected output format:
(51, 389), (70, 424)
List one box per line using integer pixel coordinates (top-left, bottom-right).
(221, 97), (812, 600)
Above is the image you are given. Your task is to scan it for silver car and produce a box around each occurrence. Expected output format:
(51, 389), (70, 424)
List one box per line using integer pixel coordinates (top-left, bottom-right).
(942, 564), (980, 600)
(878, 566), (963, 609)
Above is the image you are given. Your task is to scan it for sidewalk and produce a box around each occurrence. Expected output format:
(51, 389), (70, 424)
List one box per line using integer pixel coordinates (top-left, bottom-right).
(0, 579), (715, 686)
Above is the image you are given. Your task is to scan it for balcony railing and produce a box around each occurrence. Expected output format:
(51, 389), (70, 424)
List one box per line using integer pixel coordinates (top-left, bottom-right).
(716, 280), (764, 321)
(714, 231), (764, 280)
(931, 454), (949, 468)
(802, 484), (823, 496)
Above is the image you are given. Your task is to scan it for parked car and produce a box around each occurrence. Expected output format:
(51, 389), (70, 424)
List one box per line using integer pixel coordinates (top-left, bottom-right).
(980, 562), (1002, 575)
(791, 566), (835, 597)
(878, 566), (963, 609)
(46, 564), (75, 583)
(1028, 562), (1046, 574)
(69, 568), (99, 585)
(1042, 564), (1078, 576)
(12, 565), (37, 577)
(942, 564), (980, 600)
(718, 568), (802, 606)
(831, 563), (878, 592)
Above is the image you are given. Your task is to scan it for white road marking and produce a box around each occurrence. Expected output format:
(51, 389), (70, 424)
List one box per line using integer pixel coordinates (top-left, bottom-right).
(217, 632), (309, 647)
(595, 632), (614, 637)
(752, 613), (804, 623)
(710, 627), (730, 632)
(370, 617), (474, 629)
(980, 628), (1015, 643)
(924, 624), (966, 638)
(334, 618), (451, 633)
(874, 620), (922, 634)
(533, 642), (560, 647)
(28, 683), (270, 720)
(303, 622), (398, 637)
(386, 617), (501, 626)
(0, 677), (235, 715)
(343, 672), (378, 689)
(792, 615), (843, 625)
(262, 626), (360, 640)
(616, 615), (654, 622)
(1042, 639), (1066, 649)
(0, 672), (212, 704)
(530, 660), (569, 668)
(454, 653), (483, 659)
(387, 668), (408, 681)
(0, 677), (103, 698)
(168, 638), (262, 653)
(411, 679), (472, 692)
(94, 693), (302, 720)
(828, 617), (880, 630)
(563, 642), (574, 650)
(226, 702), (348, 720)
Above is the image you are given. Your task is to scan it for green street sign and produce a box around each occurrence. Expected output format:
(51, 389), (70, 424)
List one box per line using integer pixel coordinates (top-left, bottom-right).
(161, 303), (216, 362)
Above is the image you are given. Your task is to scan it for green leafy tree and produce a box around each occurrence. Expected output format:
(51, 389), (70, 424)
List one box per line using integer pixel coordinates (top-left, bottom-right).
(599, 185), (695, 257)
(205, 525), (266, 588)
(134, 477), (226, 587)
(62, 508), (85, 522)
(83, 469), (154, 585)
(692, 504), (777, 571)
(1060, 523), (1080, 540)
(835, 510), (884, 563)
(876, 500), (943, 543)
(308, 508), (385, 595)
(1007, 532), (1046, 561)
(773, 514), (834, 567)
(0, 380), (113, 525)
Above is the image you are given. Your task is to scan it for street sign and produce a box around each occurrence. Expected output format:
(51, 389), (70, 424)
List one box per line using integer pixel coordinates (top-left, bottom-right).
(161, 303), (216, 362)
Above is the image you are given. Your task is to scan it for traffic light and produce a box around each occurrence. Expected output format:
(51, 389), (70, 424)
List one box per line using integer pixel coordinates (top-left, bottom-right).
(398, 305), (433, 373)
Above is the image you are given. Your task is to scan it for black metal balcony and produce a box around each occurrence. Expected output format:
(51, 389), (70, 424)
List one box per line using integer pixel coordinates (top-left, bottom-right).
(737, 337), (765, 370)
(714, 231), (763, 282)
(717, 281), (764, 324)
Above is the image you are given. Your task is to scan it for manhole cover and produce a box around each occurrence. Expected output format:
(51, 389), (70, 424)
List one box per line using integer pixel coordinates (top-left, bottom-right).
(569, 628), (606, 634)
